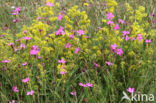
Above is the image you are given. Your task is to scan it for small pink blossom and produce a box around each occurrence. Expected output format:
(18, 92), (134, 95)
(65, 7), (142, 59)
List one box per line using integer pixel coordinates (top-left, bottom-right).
(37, 17), (42, 20)
(79, 82), (93, 87)
(60, 71), (67, 75)
(118, 19), (125, 24)
(20, 43), (26, 49)
(70, 91), (76, 96)
(8, 43), (14, 46)
(127, 87), (135, 93)
(9, 100), (15, 103)
(111, 43), (117, 50)
(58, 14), (63, 21)
(105, 61), (113, 66)
(27, 90), (34, 96)
(46, 2), (53, 7)
(22, 77), (29, 83)
(56, 26), (65, 35)
(30, 45), (39, 55)
(23, 36), (31, 40)
(131, 37), (136, 40)
(12, 7), (21, 15)
(65, 43), (72, 48)
(93, 62), (100, 68)
(122, 31), (130, 36)
(38, 56), (42, 59)
(75, 47), (80, 54)
(137, 34), (143, 42)
(1, 60), (11, 63)
(77, 30), (84, 36)
(145, 39), (152, 43)
(22, 62), (27, 66)
(125, 35), (130, 41)
(69, 34), (74, 39)
(58, 58), (66, 64)
(12, 86), (19, 92)
(79, 83), (87, 87)
(106, 12), (114, 20)
(113, 24), (120, 31)
(116, 48), (123, 56)
(86, 83), (93, 87)
(107, 20), (114, 25)
(13, 19), (19, 23)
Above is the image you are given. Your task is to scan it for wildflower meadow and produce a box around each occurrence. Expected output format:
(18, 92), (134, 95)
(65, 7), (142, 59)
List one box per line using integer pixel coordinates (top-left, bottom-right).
(0, 0), (156, 103)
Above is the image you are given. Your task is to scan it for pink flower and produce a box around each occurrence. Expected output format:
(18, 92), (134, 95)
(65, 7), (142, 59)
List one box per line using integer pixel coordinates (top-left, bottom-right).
(105, 61), (113, 66)
(69, 34), (74, 39)
(131, 37), (136, 40)
(30, 45), (39, 55)
(58, 14), (63, 21)
(86, 83), (93, 87)
(77, 30), (84, 36)
(65, 43), (72, 48)
(111, 43), (117, 50)
(46, 2), (53, 7)
(79, 83), (87, 87)
(9, 100), (15, 103)
(58, 58), (66, 64)
(22, 77), (29, 83)
(38, 56), (42, 59)
(70, 91), (76, 96)
(8, 43), (14, 46)
(116, 48), (123, 56)
(137, 34), (143, 42)
(60, 71), (67, 75)
(22, 62), (27, 66)
(106, 12), (114, 20)
(127, 87), (135, 93)
(93, 62), (100, 68)
(75, 47), (80, 54)
(56, 26), (65, 35)
(1, 60), (11, 63)
(125, 35), (130, 41)
(113, 24), (120, 31)
(12, 86), (19, 92)
(27, 90), (34, 96)
(145, 39), (152, 43)
(107, 20), (114, 25)
(12, 7), (21, 15)
(122, 31), (130, 36)
(23, 36), (31, 40)
(79, 83), (93, 87)
(118, 19), (125, 24)
(37, 17), (42, 20)
(13, 19), (19, 23)
(20, 43), (26, 49)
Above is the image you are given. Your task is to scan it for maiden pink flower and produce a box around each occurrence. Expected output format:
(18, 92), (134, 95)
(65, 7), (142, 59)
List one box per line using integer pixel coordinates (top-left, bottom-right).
(116, 48), (123, 56)
(58, 58), (66, 64)
(70, 91), (76, 96)
(58, 13), (63, 21)
(79, 83), (87, 87)
(69, 34), (74, 39)
(22, 77), (29, 83)
(86, 83), (93, 87)
(77, 30), (84, 36)
(93, 62), (100, 68)
(79, 82), (93, 87)
(56, 26), (65, 35)
(12, 7), (21, 15)
(46, 2), (53, 7)
(27, 90), (34, 96)
(60, 71), (67, 75)
(111, 43), (117, 50)
(127, 87), (135, 93)
(9, 100), (15, 103)
(145, 39), (152, 43)
(1, 60), (11, 63)
(30, 45), (39, 55)
(118, 19), (125, 24)
(13, 19), (19, 23)
(106, 12), (114, 20)
(113, 24), (120, 31)
(105, 61), (113, 66)
(137, 34), (143, 42)
(8, 43), (14, 46)
(125, 35), (130, 41)
(20, 43), (26, 49)
(75, 47), (80, 54)
(12, 86), (19, 92)
(22, 62), (27, 66)
(107, 20), (114, 25)
(23, 36), (31, 40)
(122, 31), (130, 36)
(65, 43), (72, 48)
